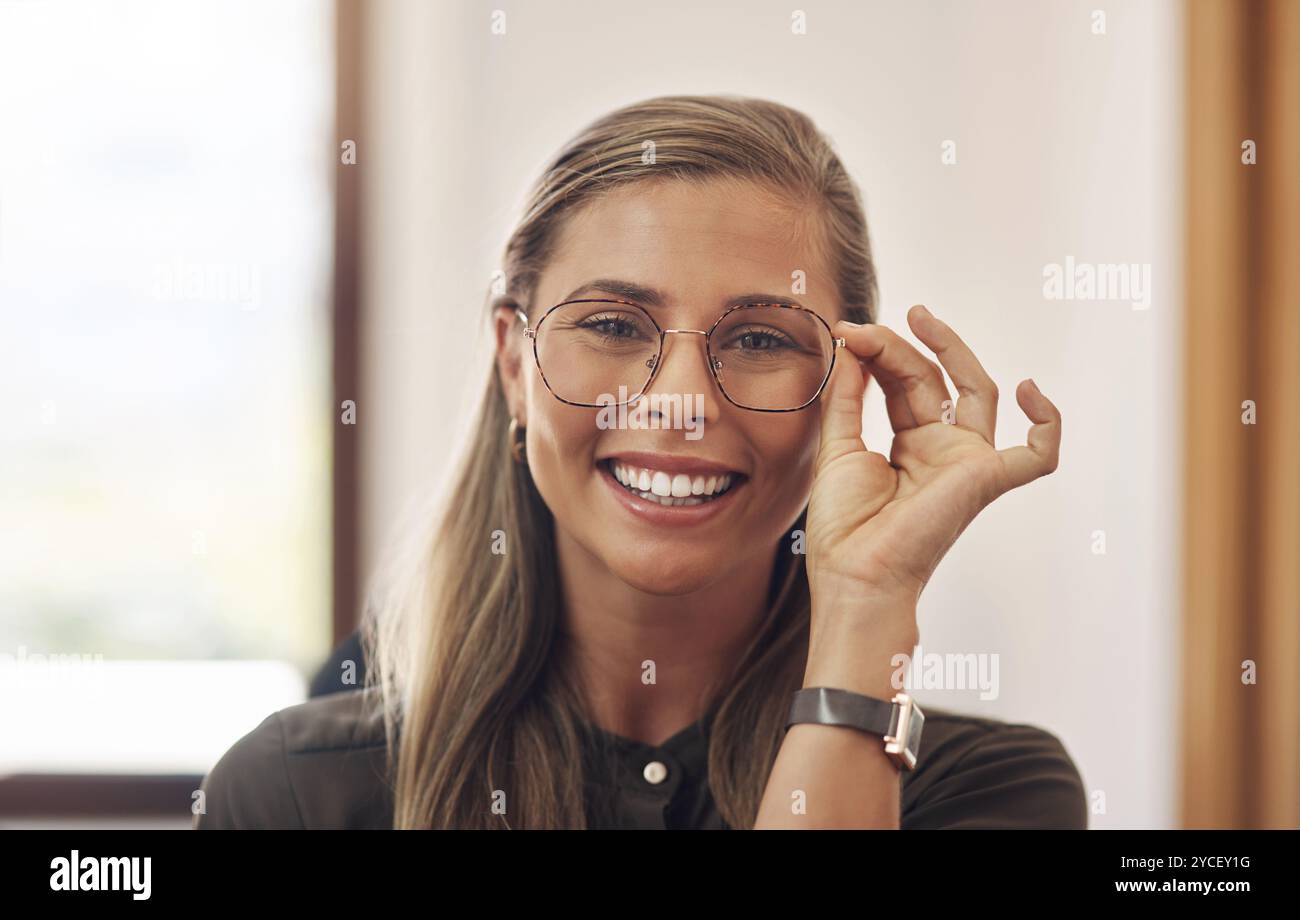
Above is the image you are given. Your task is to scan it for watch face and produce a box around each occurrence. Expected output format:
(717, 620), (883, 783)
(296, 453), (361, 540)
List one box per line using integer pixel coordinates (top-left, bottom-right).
(906, 705), (925, 762)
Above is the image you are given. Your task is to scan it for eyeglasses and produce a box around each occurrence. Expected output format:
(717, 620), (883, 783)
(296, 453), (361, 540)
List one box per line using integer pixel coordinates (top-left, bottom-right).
(516, 298), (846, 412)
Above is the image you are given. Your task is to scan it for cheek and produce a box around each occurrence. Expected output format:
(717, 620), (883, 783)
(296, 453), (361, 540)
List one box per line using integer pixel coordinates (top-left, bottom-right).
(521, 398), (601, 505)
(747, 412), (821, 502)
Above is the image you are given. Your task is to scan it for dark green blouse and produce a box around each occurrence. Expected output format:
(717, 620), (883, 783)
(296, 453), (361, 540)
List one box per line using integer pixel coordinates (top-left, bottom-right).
(193, 686), (1088, 829)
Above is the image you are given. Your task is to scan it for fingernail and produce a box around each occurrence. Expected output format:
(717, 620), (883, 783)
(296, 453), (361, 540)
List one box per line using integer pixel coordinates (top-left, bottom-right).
(913, 304), (932, 317)
(836, 319), (863, 327)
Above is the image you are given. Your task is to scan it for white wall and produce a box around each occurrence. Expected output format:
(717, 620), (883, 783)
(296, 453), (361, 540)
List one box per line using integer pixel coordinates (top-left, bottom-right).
(359, 0), (1182, 828)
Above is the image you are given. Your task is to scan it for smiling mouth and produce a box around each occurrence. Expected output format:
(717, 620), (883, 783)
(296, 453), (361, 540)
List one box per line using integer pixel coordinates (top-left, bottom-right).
(600, 459), (744, 507)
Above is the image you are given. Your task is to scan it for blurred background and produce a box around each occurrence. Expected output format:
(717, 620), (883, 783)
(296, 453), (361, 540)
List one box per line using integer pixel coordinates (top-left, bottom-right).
(0, 0), (1295, 829)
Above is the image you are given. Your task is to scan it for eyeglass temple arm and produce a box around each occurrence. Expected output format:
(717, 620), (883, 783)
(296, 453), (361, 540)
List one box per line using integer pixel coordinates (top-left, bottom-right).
(514, 306), (535, 338)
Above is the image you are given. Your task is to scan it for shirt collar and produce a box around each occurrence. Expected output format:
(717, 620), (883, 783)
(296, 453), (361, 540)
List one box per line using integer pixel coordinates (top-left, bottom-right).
(582, 700), (719, 792)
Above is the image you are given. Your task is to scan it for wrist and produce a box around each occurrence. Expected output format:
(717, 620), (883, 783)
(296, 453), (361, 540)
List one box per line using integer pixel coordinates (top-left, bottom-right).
(809, 569), (921, 623)
(803, 609), (918, 700)
(809, 591), (918, 646)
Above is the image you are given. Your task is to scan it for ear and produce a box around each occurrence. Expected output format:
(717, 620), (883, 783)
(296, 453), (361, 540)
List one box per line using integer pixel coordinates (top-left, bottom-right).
(493, 301), (528, 424)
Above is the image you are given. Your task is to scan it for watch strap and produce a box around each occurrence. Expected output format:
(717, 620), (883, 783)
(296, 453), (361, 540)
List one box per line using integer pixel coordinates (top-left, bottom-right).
(785, 686), (895, 736)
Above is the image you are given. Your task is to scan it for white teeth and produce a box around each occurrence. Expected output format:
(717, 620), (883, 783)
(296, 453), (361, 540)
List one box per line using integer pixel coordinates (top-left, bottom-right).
(607, 461), (740, 506)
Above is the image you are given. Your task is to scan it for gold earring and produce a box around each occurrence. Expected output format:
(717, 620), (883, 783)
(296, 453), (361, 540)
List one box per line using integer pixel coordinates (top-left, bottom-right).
(507, 417), (526, 463)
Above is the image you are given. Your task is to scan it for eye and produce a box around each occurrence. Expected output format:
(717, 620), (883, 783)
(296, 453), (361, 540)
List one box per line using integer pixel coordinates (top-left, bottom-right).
(722, 325), (796, 352)
(576, 313), (644, 341)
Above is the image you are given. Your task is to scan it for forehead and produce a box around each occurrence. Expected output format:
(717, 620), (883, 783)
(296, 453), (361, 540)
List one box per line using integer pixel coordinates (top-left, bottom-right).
(538, 178), (837, 323)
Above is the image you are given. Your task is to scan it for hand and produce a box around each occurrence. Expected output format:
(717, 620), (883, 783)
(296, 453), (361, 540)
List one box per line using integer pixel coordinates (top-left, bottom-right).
(805, 304), (1062, 619)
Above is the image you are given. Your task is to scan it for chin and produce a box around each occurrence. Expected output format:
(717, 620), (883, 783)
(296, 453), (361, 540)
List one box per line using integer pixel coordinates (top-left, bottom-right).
(606, 555), (719, 597)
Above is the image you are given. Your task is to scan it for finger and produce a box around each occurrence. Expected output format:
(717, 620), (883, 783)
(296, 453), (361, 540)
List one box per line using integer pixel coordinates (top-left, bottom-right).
(860, 357), (917, 431)
(906, 304), (999, 442)
(996, 379), (1061, 491)
(834, 319), (952, 428)
(816, 343), (870, 467)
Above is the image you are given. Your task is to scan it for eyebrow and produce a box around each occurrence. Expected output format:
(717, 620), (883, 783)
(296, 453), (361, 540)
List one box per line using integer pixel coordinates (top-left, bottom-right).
(561, 278), (805, 310)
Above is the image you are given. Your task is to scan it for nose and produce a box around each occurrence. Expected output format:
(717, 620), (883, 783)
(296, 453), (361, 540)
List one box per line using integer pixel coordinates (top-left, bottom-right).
(637, 330), (723, 423)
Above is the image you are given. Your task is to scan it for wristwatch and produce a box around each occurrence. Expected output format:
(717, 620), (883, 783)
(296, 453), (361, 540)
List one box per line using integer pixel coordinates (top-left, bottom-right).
(785, 687), (926, 771)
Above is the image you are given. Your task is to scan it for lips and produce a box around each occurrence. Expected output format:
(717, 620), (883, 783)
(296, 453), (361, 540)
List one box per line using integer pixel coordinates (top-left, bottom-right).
(596, 454), (747, 522)
(605, 459), (737, 506)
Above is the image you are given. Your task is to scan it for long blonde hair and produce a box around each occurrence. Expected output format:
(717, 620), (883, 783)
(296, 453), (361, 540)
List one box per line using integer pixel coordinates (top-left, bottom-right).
(361, 94), (878, 828)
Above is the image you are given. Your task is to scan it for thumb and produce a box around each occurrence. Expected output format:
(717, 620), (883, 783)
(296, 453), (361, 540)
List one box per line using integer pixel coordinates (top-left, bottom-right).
(817, 343), (870, 467)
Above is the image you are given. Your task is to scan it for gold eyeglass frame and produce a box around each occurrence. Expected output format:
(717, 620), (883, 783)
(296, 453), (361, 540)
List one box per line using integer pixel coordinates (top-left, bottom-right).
(514, 298), (847, 413)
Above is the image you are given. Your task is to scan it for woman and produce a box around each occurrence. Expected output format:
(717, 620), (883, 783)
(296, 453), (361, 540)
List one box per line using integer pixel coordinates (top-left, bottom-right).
(195, 95), (1083, 830)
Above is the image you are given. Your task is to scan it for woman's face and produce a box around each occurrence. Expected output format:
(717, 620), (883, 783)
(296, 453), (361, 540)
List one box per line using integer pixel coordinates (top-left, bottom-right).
(497, 178), (845, 596)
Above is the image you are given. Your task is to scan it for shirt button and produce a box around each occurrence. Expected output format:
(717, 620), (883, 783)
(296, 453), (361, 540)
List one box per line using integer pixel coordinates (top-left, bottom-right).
(642, 760), (668, 785)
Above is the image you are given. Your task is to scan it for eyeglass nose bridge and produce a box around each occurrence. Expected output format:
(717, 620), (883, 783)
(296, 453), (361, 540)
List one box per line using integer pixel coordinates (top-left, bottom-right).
(643, 327), (721, 384)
